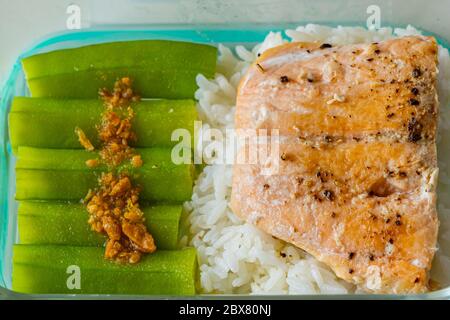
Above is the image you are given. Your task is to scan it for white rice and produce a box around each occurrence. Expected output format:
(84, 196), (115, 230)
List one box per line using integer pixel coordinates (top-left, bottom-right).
(185, 24), (450, 294)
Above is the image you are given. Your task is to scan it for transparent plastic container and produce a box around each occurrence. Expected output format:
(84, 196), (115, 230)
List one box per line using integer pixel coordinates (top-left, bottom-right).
(1, 0), (450, 299)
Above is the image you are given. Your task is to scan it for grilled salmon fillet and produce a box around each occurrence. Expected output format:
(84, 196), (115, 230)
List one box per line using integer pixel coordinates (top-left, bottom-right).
(231, 36), (439, 293)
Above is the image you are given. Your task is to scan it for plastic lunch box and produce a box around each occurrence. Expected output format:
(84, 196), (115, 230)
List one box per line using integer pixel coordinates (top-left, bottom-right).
(1, 0), (450, 299)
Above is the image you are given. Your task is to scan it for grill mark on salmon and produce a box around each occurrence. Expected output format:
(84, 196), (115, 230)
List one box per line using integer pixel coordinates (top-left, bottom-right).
(231, 36), (439, 293)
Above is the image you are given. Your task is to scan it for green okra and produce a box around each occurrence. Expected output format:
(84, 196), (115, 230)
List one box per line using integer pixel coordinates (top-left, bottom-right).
(18, 201), (183, 250)
(22, 40), (217, 99)
(12, 244), (198, 295)
(9, 97), (197, 152)
(15, 147), (194, 202)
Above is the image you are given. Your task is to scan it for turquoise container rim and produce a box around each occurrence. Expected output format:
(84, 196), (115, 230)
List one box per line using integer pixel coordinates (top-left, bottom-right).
(1, 25), (450, 299)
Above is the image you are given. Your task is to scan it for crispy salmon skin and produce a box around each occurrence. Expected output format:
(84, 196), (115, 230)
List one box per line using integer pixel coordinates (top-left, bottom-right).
(231, 36), (439, 294)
